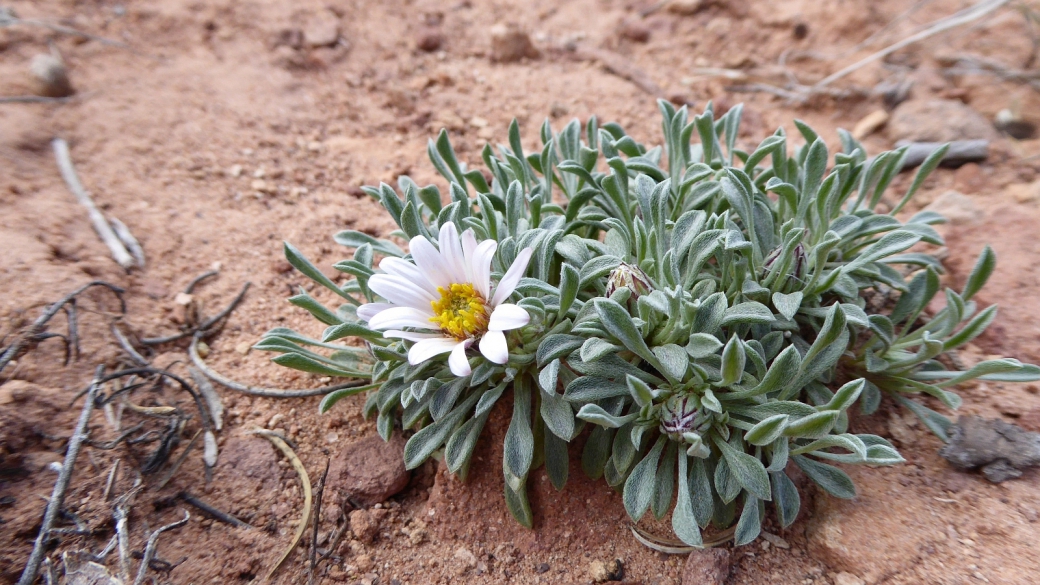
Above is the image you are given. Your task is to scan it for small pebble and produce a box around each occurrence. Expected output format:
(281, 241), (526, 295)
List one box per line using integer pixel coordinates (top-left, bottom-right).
(535, 563), (550, 574)
(29, 54), (74, 98)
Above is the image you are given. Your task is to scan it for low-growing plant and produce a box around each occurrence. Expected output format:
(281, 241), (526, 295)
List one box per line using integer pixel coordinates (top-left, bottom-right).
(260, 101), (1040, 546)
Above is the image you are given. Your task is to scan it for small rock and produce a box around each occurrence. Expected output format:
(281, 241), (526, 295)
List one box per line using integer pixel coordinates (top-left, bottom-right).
(888, 99), (999, 143)
(681, 548), (731, 585)
(535, 562), (550, 574)
(792, 22), (809, 40)
(834, 572), (866, 585)
(327, 435), (411, 507)
(590, 558), (625, 582)
(416, 28), (444, 52)
(349, 508), (388, 544)
(618, 20), (651, 43)
(939, 415), (1040, 482)
(760, 531), (790, 549)
(924, 191), (982, 226)
(994, 109), (1036, 140)
(234, 341), (252, 355)
(29, 53), (74, 98)
(489, 23), (539, 63)
(228, 164), (243, 177)
(667, 0), (706, 15)
(1006, 180), (1040, 204)
(851, 109), (889, 140)
(455, 547), (477, 567)
(304, 10), (341, 47)
(216, 437), (281, 487)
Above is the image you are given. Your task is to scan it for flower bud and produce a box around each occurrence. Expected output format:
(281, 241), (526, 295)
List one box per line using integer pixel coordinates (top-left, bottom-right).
(762, 243), (807, 283)
(659, 395), (699, 441)
(605, 262), (653, 300)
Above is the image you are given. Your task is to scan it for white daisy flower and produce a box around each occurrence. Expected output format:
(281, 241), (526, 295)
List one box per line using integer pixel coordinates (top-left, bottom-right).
(357, 222), (533, 377)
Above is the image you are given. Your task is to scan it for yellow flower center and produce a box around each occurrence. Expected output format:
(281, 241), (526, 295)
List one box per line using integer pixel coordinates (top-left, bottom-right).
(430, 283), (489, 340)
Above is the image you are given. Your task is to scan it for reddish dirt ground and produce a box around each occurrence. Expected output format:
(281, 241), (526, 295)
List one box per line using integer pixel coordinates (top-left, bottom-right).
(3, 0), (1040, 584)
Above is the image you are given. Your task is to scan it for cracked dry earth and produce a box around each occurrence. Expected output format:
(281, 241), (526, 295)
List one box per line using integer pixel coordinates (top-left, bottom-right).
(3, 0), (1040, 584)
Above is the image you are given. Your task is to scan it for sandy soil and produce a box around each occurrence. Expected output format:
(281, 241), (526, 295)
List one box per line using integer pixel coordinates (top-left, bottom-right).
(3, 0), (1040, 584)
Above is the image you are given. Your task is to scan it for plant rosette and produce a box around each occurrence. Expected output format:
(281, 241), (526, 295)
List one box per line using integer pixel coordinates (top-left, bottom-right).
(262, 100), (1040, 544)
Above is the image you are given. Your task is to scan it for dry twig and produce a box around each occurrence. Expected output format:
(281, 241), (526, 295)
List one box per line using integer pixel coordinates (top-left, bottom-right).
(178, 492), (254, 529)
(308, 459), (331, 585)
(132, 510), (190, 585)
(16, 366), (104, 585)
(251, 429), (313, 584)
(53, 138), (136, 270)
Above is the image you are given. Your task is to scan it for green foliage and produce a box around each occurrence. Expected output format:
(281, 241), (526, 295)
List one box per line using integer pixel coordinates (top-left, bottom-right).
(263, 101), (1040, 545)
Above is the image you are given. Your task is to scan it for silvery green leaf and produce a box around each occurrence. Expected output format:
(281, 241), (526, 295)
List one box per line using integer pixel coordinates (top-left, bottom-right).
(771, 471), (800, 528)
(719, 335), (746, 387)
(504, 478), (533, 528)
(766, 436), (789, 472)
(653, 344), (689, 382)
(685, 434), (711, 458)
(538, 359), (561, 395)
(790, 434), (867, 460)
(686, 333), (723, 359)
(404, 391), (480, 469)
(942, 305), (997, 351)
(558, 263), (580, 318)
(771, 291), (803, 321)
(917, 359), (1040, 386)
(672, 452), (704, 546)
(734, 495), (762, 546)
(793, 455), (856, 499)
(961, 245), (995, 302)
(689, 457), (714, 527)
(332, 230), (405, 258)
(744, 414), (788, 446)
(322, 322), (384, 343)
(783, 411), (839, 439)
(429, 377), (467, 421)
(727, 346), (800, 400)
(713, 437), (771, 501)
(859, 379), (882, 415)
(691, 292), (727, 334)
(652, 442), (678, 520)
(445, 412), (490, 475)
(846, 230), (921, 272)
(623, 435), (667, 521)
(582, 426), (614, 480)
(544, 428), (569, 490)
(565, 376), (629, 402)
(580, 338), (622, 363)
(702, 389), (722, 413)
(627, 375), (654, 408)
(722, 301), (774, 326)
(475, 383), (508, 418)
(713, 451), (743, 504)
(594, 298), (664, 373)
(503, 379), (534, 483)
(541, 390), (575, 440)
(577, 404), (638, 428)
(823, 379), (865, 412)
(284, 242), (355, 302)
(537, 334), (584, 365)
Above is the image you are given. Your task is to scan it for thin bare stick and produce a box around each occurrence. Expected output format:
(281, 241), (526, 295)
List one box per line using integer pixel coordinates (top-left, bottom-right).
(53, 139), (135, 270)
(103, 459), (120, 500)
(132, 510), (189, 585)
(308, 459), (331, 585)
(184, 270), (220, 294)
(0, 281), (124, 375)
(110, 324), (150, 367)
(0, 95), (76, 104)
(178, 492), (253, 529)
(109, 217), (145, 268)
(16, 365), (103, 585)
(113, 486), (143, 583)
(155, 429), (201, 490)
(140, 282), (250, 345)
(815, 0), (1011, 88)
(189, 334), (372, 398)
(252, 430), (312, 584)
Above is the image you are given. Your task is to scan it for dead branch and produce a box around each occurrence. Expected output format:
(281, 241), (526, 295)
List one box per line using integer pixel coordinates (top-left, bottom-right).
(141, 282), (250, 345)
(132, 510), (190, 585)
(188, 333), (371, 398)
(113, 487), (142, 584)
(308, 459), (331, 585)
(252, 430), (312, 585)
(178, 492), (253, 529)
(17, 365), (104, 585)
(0, 95), (76, 104)
(815, 0), (1011, 88)
(111, 324), (150, 367)
(109, 217), (146, 268)
(53, 138), (136, 270)
(0, 281), (124, 375)
(155, 430), (201, 490)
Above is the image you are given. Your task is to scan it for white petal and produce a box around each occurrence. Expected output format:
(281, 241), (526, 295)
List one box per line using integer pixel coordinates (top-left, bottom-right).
(438, 222), (467, 284)
(479, 330), (509, 364)
(357, 302), (393, 322)
(488, 304), (530, 332)
(408, 337), (458, 365)
(368, 306), (436, 331)
(385, 330), (445, 342)
(491, 247), (534, 306)
(448, 339), (473, 376)
(410, 235), (452, 289)
(468, 240), (497, 301)
(461, 229), (478, 283)
(369, 274), (436, 310)
(379, 257), (438, 296)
